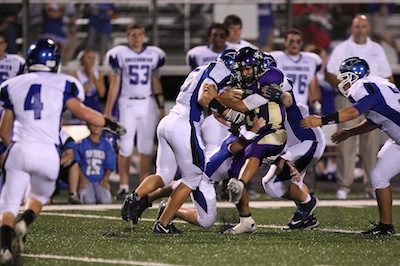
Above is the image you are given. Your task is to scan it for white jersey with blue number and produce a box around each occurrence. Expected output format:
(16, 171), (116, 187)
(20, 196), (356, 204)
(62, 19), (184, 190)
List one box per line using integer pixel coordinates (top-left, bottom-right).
(349, 75), (400, 144)
(0, 54), (25, 84)
(170, 61), (231, 123)
(270, 51), (321, 106)
(0, 72), (83, 145)
(186, 45), (228, 70)
(106, 45), (166, 99)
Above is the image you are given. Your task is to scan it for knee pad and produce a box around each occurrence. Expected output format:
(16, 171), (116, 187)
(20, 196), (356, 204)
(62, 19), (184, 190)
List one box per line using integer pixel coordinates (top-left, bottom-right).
(198, 211), (217, 229)
(370, 168), (390, 190)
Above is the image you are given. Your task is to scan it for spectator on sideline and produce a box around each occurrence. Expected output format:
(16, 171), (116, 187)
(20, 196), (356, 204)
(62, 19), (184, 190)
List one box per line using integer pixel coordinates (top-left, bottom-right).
(0, 34), (25, 85)
(186, 22), (228, 70)
(325, 14), (393, 199)
(75, 123), (116, 204)
(223, 14), (257, 50)
(72, 48), (106, 113)
(257, 4), (274, 51)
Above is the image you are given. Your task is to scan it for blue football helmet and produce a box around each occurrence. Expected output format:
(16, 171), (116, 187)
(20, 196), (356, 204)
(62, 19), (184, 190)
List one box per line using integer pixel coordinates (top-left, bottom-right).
(337, 57), (370, 97)
(233, 47), (264, 87)
(261, 52), (277, 71)
(27, 38), (61, 73)
(217, 49), (237, 71)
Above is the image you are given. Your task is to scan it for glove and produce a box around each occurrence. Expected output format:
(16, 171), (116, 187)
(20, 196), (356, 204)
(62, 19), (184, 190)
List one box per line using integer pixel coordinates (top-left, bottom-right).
(265, 86), (283, 103)
(104, 117), (126, 136)
(312, 100), (322, 115)
(225, 109), (245, 124)
(227, 178), (245, 204)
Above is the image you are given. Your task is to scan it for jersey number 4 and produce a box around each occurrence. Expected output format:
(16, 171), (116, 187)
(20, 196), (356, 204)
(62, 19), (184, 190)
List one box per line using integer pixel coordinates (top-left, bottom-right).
(24, 84), (43, 120)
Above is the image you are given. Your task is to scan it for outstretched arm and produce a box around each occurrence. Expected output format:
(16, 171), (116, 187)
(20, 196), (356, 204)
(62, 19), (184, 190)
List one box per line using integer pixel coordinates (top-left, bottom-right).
(301, 106), (360, 128)
(331, 119), (378, 144)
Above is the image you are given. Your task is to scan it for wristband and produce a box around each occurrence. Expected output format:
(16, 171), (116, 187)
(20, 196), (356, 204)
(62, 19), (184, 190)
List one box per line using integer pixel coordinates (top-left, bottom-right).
(154, 93), (165, 109)
(208, 98), (227, 115)
(321, 112), (339, 125)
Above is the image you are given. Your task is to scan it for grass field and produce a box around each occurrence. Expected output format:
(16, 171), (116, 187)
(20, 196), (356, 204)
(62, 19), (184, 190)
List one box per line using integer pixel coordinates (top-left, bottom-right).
(16, 200), (400, 266)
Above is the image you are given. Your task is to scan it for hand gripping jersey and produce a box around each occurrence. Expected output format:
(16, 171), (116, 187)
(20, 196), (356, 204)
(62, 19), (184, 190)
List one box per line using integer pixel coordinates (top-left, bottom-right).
(106, 45), (166, 99)
(0, 54), (25, 84)
(0, 72), (84, 145)
(348, 75), (400, 144)
(270, 51), (322, 106)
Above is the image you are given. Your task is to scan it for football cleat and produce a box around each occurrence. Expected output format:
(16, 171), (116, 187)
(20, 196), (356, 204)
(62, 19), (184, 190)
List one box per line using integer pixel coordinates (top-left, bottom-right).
(362, 222), (395, 235)
(223, 216), (257, 235)
(227, 179), (245, 204)
(120, 193), (152, 224)
(153, 220), (183, 234)
(288, 194), (318, 229)
(288, 214), (320, 230)
(0, 248), (13, 265)
(68, 194), (81, 205)
(116, 189), (128, 201)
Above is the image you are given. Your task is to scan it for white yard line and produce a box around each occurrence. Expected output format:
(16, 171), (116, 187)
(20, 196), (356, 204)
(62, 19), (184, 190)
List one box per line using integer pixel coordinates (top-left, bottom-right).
(41, 199), (400, 211)
(40, 211), (400, 236)
(22, 254), (184, 266)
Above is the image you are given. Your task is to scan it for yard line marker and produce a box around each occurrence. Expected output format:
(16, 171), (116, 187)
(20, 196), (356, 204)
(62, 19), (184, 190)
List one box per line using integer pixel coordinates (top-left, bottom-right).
(41, 199), (400, 211)
(22, 253), (185, 266)
(40, 212), (400, 236)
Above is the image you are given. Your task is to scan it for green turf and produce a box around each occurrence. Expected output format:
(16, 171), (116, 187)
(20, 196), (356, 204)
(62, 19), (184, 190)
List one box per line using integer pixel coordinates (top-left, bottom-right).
(18, 206), (400, 266)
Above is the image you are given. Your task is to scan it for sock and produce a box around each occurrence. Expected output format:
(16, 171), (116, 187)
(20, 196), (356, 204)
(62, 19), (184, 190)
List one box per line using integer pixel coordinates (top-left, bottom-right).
(69, 192), (77, 196)
(119, 185), (129, 192)
(20, 209), (36, 226)
(0, 226), (14, 250)
(301, 194), (312, 204)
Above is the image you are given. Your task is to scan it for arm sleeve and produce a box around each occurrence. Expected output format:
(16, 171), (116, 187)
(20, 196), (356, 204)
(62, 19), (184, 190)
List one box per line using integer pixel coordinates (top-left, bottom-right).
(352, 94), (379, 114)
(242, 94), (268, 110)
(106, 49), (122, 75)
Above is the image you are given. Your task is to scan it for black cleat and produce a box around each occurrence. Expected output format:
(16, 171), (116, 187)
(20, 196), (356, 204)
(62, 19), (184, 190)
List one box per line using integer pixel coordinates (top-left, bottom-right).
(288, 195), (318, 229)
(120, 193), (152, 224)
(153, 220), (183, 234)
(362, 222), (395, 235)
(116, 189), (128, 201)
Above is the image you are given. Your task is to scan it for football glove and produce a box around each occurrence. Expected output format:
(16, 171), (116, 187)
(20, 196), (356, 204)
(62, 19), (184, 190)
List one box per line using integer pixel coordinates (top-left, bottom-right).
(265, 86), (283, 103)
(225, 109), (245, 124)
(104, 118), (126, 136)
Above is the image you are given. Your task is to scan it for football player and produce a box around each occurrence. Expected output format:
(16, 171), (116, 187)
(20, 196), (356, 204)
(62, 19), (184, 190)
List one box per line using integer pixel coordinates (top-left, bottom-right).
(302, 57), (400, 235)
(270, 29), (322, 113)
(0, 38), (124, 263)
(0, 34), (25, 85)
(104, 24), (166, 198)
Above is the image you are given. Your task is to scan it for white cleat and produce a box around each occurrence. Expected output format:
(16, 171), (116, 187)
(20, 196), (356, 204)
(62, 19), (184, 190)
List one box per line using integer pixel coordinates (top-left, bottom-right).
(227, 179), (245, 204)
(13, 221), (27, 254)
(223, 217), (257, 235)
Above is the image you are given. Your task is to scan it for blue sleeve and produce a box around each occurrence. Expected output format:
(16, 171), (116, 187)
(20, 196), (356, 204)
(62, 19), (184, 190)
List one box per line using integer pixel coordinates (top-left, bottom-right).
(63, 137), (75, 150)
(156, 56), (165, 69)
(0, 85), (13, 110)
(17, 63), (25, 75)
(73, 142), (83, 165)
(103, 140), (116, 171)
(352, 94), (379, 114)
(63, 80), (80, 103)
(108, 54), (121, 71)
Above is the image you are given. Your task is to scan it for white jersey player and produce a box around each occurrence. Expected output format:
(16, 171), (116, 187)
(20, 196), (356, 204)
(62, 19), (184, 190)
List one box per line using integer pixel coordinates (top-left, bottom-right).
(120, 60), (245, 234)
(301, 57), (400, 235)
(0, 35), (25, 85)
(104, 24), (166, 195)
(186, 23), (229, 70)
(0, 39), (124, 264)
(270, 29), (322, 109)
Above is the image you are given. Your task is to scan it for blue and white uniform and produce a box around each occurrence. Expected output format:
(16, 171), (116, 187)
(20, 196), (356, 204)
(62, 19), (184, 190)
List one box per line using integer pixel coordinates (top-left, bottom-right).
(186, 45), (228, 70)
(347, 75), (400, 190)
(0, 54), (25, 85)
(156, 61), (230, 191)
(270, 51), (321, 107)
(106, 45), (165, 156)
(0, 72), (83, 215)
